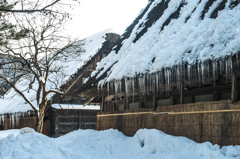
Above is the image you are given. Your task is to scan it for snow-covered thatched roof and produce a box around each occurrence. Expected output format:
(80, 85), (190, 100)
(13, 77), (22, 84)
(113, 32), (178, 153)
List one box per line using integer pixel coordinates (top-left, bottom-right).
(0, 29), (112, 115)
(90, 0), (240, 86)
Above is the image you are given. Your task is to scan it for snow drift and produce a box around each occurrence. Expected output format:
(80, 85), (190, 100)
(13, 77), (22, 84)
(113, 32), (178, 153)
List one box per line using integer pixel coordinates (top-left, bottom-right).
(0, 128), (240, 159)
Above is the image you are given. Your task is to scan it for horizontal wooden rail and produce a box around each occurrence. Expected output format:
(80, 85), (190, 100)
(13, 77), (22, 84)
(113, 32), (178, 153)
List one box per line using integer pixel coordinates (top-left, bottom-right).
(97, 112), (155, 117)
(97, 109), (240, 117)
(164, 109), (240, 115)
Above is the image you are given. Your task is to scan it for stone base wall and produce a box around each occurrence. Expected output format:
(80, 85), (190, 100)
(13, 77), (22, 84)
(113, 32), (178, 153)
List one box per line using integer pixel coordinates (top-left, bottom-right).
(97, 100), (240, 146)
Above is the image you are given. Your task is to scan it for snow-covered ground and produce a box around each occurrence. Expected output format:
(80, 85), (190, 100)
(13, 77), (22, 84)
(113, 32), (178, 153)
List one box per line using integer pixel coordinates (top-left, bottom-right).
(0, 128), (240, 159)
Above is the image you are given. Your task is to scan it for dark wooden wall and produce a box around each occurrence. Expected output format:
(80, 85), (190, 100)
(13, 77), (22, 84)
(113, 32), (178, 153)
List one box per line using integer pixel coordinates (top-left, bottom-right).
(49, 108), (99, 137)
(4, 117), (36, 130)
(97, 100), (240, 146)
(0, 123), (3, 130)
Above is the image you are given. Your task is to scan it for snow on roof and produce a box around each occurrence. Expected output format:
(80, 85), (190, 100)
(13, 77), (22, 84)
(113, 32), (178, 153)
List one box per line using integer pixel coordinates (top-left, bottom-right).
(51, 104), (100, 110)
(91, 0), (240, 84)
(0, 29), (112, 114)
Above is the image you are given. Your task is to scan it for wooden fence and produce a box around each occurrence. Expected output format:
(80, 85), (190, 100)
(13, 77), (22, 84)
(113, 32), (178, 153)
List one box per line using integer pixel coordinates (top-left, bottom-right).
(97, 100), (240, 146)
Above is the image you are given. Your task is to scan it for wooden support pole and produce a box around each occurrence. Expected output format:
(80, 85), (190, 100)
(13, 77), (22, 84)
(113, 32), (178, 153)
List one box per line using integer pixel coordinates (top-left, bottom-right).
(180, 81), (184, 104)
(113, 103), (115, 111)
(231, 72), (237, 103)
(123, 92), (128, 110)
(170, 96), (174, 105)
(153, 87), (157, 109)
(139, 100), (143, 108)
(213, 90), (218, 101)
(78, 111), (82, 129)
(101, 96), (104, 112)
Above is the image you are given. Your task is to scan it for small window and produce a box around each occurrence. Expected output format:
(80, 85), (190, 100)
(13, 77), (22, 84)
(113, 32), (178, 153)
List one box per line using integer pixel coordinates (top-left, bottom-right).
(129, 103), (139, 110)
(194, 94), (213, 102)
(157, 99), (171, 106)
(118, 104), (124, 111)
(82, 78), (87, 84)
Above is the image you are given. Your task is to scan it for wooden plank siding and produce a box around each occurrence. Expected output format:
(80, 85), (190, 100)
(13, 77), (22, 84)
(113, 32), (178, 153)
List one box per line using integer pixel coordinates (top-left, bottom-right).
(50, 109), (99, 137)
(97, 100), (240, 146)
(102, 82), (240, 112)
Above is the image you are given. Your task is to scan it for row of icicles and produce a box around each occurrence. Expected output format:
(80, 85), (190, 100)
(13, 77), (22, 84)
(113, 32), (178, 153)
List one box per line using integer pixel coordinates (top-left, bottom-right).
(98, 56), (235, 103)
(0, 111), (32, 128)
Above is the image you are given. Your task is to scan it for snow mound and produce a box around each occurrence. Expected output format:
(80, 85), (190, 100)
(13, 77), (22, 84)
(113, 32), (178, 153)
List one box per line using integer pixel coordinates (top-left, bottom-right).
(19, 127), (35, 134)
(0, 128), (240, 158)
(0, 129), (19, 140)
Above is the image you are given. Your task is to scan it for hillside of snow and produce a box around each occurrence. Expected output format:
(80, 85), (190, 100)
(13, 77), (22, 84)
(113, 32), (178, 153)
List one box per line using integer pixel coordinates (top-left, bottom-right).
(0, 128), (240, 159)
(0, 29), (112, 115)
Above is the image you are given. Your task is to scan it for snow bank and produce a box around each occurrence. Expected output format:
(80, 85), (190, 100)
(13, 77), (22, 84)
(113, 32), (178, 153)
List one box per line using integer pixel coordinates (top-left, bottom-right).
(0, 128), (240, 158)
(0, 129), (19, 140)
(19, 127), (35, 134)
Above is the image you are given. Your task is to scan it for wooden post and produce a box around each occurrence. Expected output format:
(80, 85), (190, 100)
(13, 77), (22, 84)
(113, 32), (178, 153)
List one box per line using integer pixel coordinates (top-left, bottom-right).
(180, 81), (184, 104)
(101, 96), (104, 112)
(231, 72), (237, 103)
(213, 90), (218, 101)
(113, 103), (115, 111)
(78, 111), (82, 129)
(139, 100), (143, 108)
(55, 116), (59, 137)
(125, 94), (129, 110)
(170, 96), (174, 105)
(123, 92), (128, 110)
(153, 87), (157, 109)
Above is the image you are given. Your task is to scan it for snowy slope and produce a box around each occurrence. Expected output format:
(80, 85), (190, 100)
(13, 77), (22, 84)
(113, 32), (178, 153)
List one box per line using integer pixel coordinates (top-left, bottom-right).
(0, 128), (240, 159)
(0, 129), (19, 140)
(91, 0), (240, 84)
(0, 29), (112, 115)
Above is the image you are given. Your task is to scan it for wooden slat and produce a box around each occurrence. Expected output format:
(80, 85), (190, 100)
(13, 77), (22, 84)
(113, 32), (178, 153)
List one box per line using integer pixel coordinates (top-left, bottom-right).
(55, 116), (59, 137)
(58, 129), (74, 133)
(170, 96), (174, 105)
(101, 96), (104, 112)
(98, 108), (240, 117)
(81, 116), (97, 118)
(80, 122), (96, 125)
(213, 90), (218, 101)
(153, 87), (157, 109)
(59, 122), (78, 125)
(123, 92), (126, 110)
(98, 111), (155, 117)
(180, 81), (184, 104)
(79, 111), (81, 129)
(58, 115), (79, 118)
(232, 72), (237, 102)
(166, 109), (240, 115)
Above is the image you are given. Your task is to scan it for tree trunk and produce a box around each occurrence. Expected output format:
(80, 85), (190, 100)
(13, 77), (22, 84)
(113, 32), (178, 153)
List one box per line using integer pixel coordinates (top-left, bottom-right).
(36, 102), (47, 133)
(35, 109), (39, 131)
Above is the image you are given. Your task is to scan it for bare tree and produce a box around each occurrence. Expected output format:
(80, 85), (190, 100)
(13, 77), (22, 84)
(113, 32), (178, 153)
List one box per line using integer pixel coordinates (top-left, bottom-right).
(0, 0), (80, 46)
(0, 0), (80, 18)
(0, 15), (84, 133)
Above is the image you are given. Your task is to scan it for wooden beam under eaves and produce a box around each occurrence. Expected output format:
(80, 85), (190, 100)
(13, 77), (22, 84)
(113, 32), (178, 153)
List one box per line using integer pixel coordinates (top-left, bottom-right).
(180, 81), (184, 104)
(231, 72), (237, 103)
